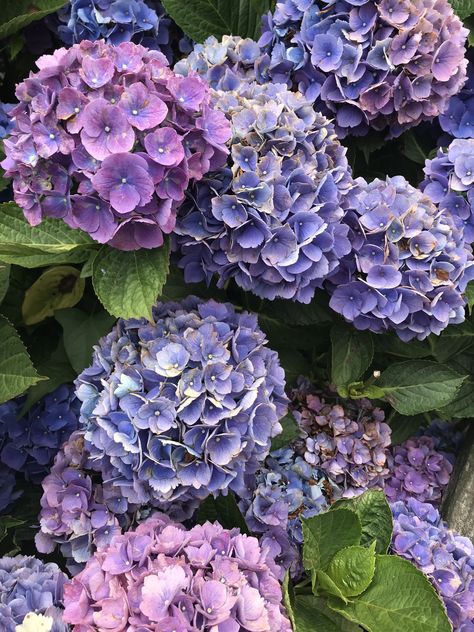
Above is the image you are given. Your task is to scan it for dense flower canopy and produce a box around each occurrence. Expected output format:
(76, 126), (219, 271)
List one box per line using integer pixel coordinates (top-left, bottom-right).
(0, 385), (79, 485)
(391, 499), (474, 631)
(328, 175), (474, 340)
(422, 138), (474, 243)
(74, 298), (286, 514)
(259, 0), (468, 137)
(63, 513), (292, 631)
(385, 434), (454, 505)
(2, 39), (230, 250)
(174, 76), (354, 302)
(0, 556), (68, 632)
(48, 0), (190, 63)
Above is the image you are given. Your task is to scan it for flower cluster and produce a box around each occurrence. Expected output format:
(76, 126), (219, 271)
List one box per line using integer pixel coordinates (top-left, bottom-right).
(417, 420), (465, 458)
(174, 79), (354, 303)
(384, 434), (454, 505)
(391, 498), (474, 631)
(439, 52), (474, 139)
(422, 139), (474, 243)
(36, 430), (126, 569)
(291, 380), (392, 495)
(0, 555), (68, 632)
(63, 513), (292, 631)
(259, 0), (468, 137)
(48, 0), (190, 63)
(75, 297), (287, 516)
(328, 176), (474, 341)
(0, 385), (79, 485)
(2, 40), (230, 250)
(174, 34), (269, 89)
(240, 447), (342, 579)
(0, 102), (13, 139)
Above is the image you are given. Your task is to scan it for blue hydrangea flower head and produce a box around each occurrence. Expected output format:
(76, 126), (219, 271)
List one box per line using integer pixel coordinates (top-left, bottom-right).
(328, 175), (474, 340)
(173, 76), (355, 303)
(259, 0), (469, 137)
(0, 103), (14, 139)
(0, 555), (68, 632)
(439, 52), (474, 139)
(391, 498), (474, 631)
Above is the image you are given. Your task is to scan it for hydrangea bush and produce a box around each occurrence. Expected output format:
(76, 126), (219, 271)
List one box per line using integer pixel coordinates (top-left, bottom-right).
(392, 499), (474, 631)
(328, 175), (474, 340)
(0, 555), (68, 632)
(260, 0), (468, 137)
(2, 40), (230, 250)
(63, 513), (292, 631)
(174, 77), (353, 302)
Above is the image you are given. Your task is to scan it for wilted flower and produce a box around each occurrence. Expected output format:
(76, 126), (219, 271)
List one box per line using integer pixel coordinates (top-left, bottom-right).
(421, 139), (474, 243)
(48, 0), (190, 63)
(174, 77), (354, 303)
(439, 52), (474, 139)
(259, 0), (468, 137)
(291, 379), (392, 495)
(391, 498), (474, 631)
(328, 175), (474, 341)
(385, 434), (454, 505)
(240, 447), (342, 579)
(2, 40), (230, 250)
(63, 513), (292, 631)
(0, 385), (79, 484)
(0, 556), (68, 632)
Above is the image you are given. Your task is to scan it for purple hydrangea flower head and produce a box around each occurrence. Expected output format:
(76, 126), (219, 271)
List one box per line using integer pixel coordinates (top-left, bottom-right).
(0, 103), (14, 139)
(421, 139), (474, 243)
(48, 0), (190, 63)
(291, 379), (392, 495)
(440, 52), (474, 139)
(37, 297), (288, 564)
(391, 498), (474, 631)
(417, 420), (465, 457)
(259, 0), (468, 137)
(239, 447), (342, 579)
(63, 513), (292, 631)
(173, 79), (354, 303)
(384, 434), (454, 505)
(328, 175), (474, 341)
(0, 384), (79, 485)
(0, 555), (68, 632)
(2, 40), (230, 250)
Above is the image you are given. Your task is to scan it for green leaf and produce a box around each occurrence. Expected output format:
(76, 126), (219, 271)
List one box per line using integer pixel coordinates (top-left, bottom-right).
(378, 360), (466, 415)
(0, 0), (68, 40)
(0, 246), (91, 268)
(437, 378), (474, 419)
(261, 293), (333, 326)
(22, 266), (85, 325)
(400, 131), (427, 164)
(80, 250), (98, 278)
(449, 0), (474, 20)
(282, 572), (296, 631)
(302, 509), (362, 572)
(271, 412), (300, 451)
(327, 543), (376, 598)
(374, 334), (431, 359)
(161, 0), (273, 42)
(56, 308), (116, 374)
(0, 315), (44, 403)
(293, 596), (360, 632)
(345, 381), (386, 400)
(328, 555), (452, 632)
(464, 282), (474, 313)
(0, 263), (10, 305)
(0, 516), (26, 546)
(195, 492), (249, 534)
(314, 570), (349, 602)
(330, 490), (392, 554)
(389, 413), (426, 445)
(428, 321), (474, 362)
(92, 242), (170, 320)
(331, 324), (373, 391)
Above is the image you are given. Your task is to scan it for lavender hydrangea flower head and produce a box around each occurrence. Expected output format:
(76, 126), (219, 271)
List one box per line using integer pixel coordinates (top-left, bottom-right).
(291, 379), (392, 495)
(328, 175), (474, 341)
(48, 0), (190, 63)
(240, 447), (342, 579)
(384, 434), (454, 505)
(174, 79), (354, 303)
(439, 52), (474, 139)
(391, 498), (474, 631)
(63, 513), (292, 631)
(0, 385), (79, 484)
(259, 0), (469, 137)
(422, 139), (474, 243)
(0, 555), (68, 632)
(2, 40), (230, 250)
(46, 297), (286, 549)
